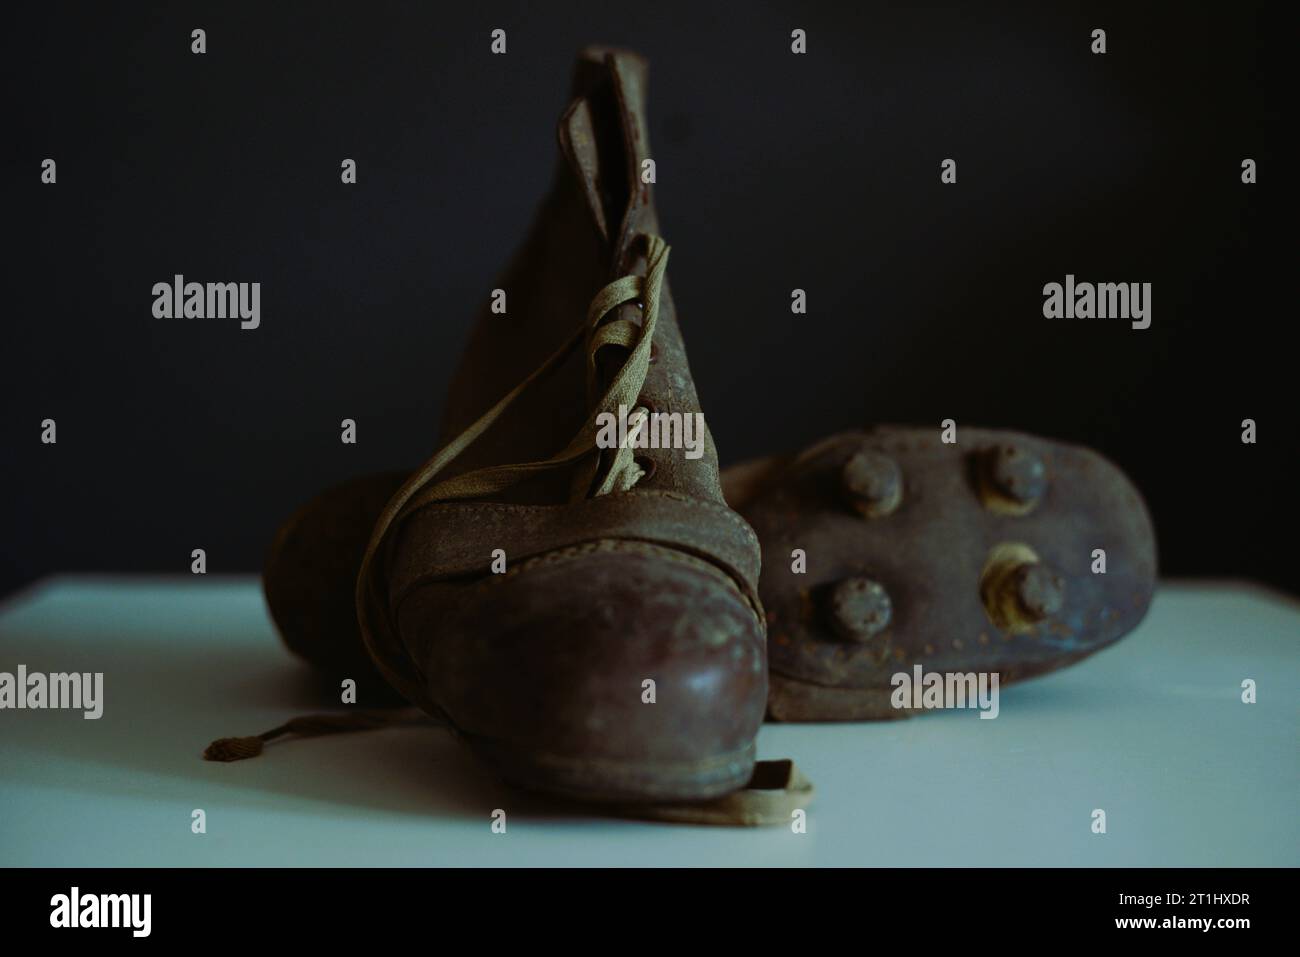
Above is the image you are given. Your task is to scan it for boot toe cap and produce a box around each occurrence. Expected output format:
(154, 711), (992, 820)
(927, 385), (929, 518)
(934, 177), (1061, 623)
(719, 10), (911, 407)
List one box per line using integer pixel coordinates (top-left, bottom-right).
(397, 543), (766, 800)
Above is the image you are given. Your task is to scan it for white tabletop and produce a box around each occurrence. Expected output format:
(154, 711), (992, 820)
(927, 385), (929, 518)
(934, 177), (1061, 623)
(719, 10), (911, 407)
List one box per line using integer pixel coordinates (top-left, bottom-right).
(1, 577), (1295, 867)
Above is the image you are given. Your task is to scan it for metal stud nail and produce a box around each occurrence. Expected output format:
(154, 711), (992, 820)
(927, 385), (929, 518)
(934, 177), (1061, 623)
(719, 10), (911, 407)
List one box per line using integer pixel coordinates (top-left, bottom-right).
(840, 450), (902, 517)
(986, 444), (1047, 507)
(1012, 562), (1065, 620)
(827, 577), (892, 642)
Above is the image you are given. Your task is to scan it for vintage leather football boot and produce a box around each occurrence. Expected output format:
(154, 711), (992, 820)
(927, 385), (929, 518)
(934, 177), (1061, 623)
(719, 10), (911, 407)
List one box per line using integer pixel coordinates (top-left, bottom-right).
(723, 426), (1157, 720)
(259, 48), (768, 805)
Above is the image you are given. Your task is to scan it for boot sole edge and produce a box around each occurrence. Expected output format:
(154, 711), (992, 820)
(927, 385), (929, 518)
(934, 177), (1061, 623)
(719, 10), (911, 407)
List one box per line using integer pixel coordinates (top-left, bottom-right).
(465, 733), (758, 804)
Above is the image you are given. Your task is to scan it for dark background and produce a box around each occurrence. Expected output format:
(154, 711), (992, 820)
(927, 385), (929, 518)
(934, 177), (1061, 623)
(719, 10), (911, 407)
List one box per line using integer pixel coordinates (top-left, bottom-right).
(3, 2), (1289, 597)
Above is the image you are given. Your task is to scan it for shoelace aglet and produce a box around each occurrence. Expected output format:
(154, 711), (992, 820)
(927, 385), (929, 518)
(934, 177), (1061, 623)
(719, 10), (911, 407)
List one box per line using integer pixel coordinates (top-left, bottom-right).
(203, 708), (427, 762)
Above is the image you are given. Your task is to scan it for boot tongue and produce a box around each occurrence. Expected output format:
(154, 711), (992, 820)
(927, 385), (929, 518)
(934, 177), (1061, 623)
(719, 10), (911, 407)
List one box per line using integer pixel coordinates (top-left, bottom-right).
(557, 49), (652, 260)
(558, 97), (612, 243)
(602, 51), (653, 254)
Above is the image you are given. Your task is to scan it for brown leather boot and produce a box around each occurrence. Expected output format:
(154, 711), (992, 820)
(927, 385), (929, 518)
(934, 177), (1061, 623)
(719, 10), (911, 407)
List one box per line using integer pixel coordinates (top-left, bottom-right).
(265, 48), (768, 804)
(723, 427), (1157, 720)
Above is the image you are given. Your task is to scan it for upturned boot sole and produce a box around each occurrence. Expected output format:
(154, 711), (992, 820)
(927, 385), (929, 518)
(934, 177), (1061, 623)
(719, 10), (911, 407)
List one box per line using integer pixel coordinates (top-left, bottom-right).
(723, 426), (1157, 720)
